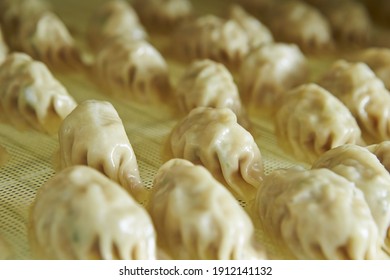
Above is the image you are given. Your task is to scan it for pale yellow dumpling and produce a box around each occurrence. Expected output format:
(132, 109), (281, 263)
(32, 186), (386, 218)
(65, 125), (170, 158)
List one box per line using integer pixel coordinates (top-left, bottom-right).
(58, 99), (147, 203)
(149, 158), (266, 260)
(239, 43), (308, 115)
(93, 37), (171, 103)
(275, 83), (363, 163)
(87, 0), (147, 52)
(175, 59), (250, 128)
(256, 167), (381, 259)
(29, 165), (157, 260)
(319, 60), (390, 143)
(0, 52), (77, 134)
(312, 144), (390, 251)
(165, 107), (264, 201)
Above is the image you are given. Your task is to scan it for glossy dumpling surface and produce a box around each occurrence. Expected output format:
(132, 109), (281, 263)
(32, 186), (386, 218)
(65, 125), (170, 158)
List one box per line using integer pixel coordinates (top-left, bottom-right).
(256, 167), (380, 259)
(29, 165), (156, 260)
(165, 107), (264, 200)
(275, 83), (363, 163)
(149, 158), (265, 260)
(58, 99), (146, 202)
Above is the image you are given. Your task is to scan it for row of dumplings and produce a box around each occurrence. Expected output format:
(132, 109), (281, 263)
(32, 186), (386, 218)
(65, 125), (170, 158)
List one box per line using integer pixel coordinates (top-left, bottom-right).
(257, 142), (390, 259)
(26, 98), (265, 259)
(1, 0), (390, 259)
(28, 98), (390, 259)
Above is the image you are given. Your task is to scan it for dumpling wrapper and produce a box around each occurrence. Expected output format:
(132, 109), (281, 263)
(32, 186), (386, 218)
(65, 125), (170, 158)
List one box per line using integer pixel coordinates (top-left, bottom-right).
(228, 4), (273, 50)
(87, 0), (147, 52)
(29, 165), (156, 260)
(312, 144), (390, 251)
(319, 59), (390, 143)
(265, 0), (333, 50)
(133, 0), (193, 31)
(17, 11), (83, 70)
(165, 107), (264, 201)
(0, 52), (77, 134)
(93, 37), (171, 104)
(175, 59), (250, 128)
(275, 83), (363, 163)
(149, 158), (266, 260)
(58, 99), (147, 203)
(256, 166), (381, 260)
(173, 14), (249, 69)
(239, 43), (308, 115)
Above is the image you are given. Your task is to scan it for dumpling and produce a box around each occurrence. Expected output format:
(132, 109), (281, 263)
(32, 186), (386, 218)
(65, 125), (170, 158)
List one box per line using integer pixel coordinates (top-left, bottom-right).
(93, 37), (171, 104)
(353, 48), (390, 89)
(255, 166), (380, 259)
(316, 1), (372, 44)
(318, 59), (390, 143)
(16, 11), (83, 70)
(0, 52), (77, 135)
(87, 0), (147, 52)
(366, 141), (390, 173)
(133, 0), (193, 32)
(0, 0), (82, 70)
(0, 25), (8, 64)
(175, 59), (250, 128)
(275, 83), (363, 163)
(165, 107), (263, 201)
(0, 144), (10, 167)
(149, 158), (265, 260)
(239, 43), (308, 115)
(58, 99), (147, 203)
(228, 4), (273, 50)
(264, 0), (333, 51)
(0, 0), (48, 48)
(312, 144), (390, 251)
(173, 15), (249, 69)
(29, 165), (156, 260)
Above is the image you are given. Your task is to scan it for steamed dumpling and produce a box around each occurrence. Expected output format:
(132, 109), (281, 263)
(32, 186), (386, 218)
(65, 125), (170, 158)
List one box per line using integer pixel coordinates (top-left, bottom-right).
(29, 165), (156, 260)
(87, 0), (147, 52)
(239, 43), (308, 115)
(93, 37), (171, 103)
(275, 83), (363, 163)
(58, 99), (147, 203)
(319, 59), (390, 143)
(0, 0), (82, 69)
(0, 52), (77, 134)
(228, 4), (273, 50)
(165, 107), (264, 200)
(173, 14), (249, 69)
(312, 144), (390, 250)
(255, 166), (380, 259)
(133, 0), (193, 31)
(354, 48), (390, 89)
(319, 1), (372, 44)
(175, 59), (250, 128)
(149, 158), (265, 260)
(16, 11), (82, 70)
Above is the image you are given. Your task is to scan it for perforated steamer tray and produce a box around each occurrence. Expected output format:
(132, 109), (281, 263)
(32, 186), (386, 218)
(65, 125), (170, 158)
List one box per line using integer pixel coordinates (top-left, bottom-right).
(0, 0), (387, 260)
